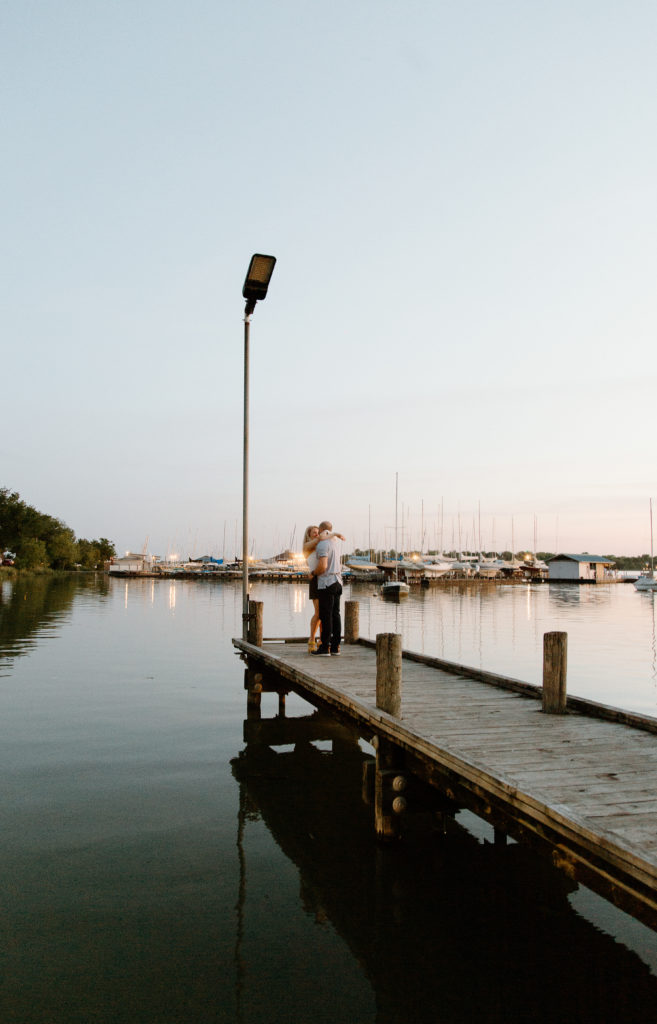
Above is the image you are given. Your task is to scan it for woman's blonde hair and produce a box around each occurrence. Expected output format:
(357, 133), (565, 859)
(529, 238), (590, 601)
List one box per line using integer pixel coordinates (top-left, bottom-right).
(302, 525), (318, 546)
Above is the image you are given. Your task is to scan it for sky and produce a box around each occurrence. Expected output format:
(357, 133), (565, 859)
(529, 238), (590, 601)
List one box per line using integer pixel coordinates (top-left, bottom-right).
(2, 0), (656, 558)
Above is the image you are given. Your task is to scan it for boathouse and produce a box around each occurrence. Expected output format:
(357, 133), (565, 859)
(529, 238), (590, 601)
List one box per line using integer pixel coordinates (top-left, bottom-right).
(547, 553), (615, 583)
(108, 553), (148, 575)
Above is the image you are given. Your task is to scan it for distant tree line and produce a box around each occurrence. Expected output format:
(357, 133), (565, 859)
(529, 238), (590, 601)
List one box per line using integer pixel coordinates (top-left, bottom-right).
(0, 488), (116, 570)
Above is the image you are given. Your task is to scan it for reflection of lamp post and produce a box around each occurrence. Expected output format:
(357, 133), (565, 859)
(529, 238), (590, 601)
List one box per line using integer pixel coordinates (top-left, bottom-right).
(242, 254), (276, 639)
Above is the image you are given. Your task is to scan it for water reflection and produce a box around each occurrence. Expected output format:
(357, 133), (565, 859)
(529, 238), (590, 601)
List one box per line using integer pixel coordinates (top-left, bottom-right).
(343, 581), (657, 715)
(3, 576), (657, 1023)
(549, 583), (582, 606)
(232, 709), (657, 1023)
(0, 574), (108, 674)
(292, 586), (305, 615)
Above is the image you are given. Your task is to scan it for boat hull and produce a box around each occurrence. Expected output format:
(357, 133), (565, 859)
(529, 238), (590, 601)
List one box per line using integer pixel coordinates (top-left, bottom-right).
(634, 578), (657, 592)
(381, 581), (410, 600)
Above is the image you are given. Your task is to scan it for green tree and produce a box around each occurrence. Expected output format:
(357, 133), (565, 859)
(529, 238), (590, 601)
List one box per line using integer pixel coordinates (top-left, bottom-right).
(0, 488), (28, 550)
(76, 538), (116, 568)
(48, 530), (79, 569)
(15, 537), (48, 568)
(77, 539), (101, 569)
(96, 538), (116, 562)
(1, 487), (116, 570)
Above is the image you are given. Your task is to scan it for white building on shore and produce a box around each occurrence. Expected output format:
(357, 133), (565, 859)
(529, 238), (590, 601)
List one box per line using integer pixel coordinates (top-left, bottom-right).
(108, 553), (151, 575)
(547, 554), (616, 583)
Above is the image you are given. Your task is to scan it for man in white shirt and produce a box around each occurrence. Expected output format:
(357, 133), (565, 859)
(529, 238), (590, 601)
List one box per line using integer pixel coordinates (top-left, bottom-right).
(312, 519), (343, 656)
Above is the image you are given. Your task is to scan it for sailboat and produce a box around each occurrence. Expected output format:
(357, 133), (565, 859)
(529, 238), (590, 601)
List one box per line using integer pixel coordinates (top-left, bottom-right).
(381, 473), (410, 600)
(635, 499), (657, 591)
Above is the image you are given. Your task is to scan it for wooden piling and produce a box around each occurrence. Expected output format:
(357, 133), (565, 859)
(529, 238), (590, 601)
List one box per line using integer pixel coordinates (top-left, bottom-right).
(376, 633), (402, 718)
(244, 666), (262, 719)
(543, 631), (567, 714)
(362, 758), (375, 805)
(344, 601), (359, 643)
(247, 600), (263, 646)
(374, 739), (405, 840)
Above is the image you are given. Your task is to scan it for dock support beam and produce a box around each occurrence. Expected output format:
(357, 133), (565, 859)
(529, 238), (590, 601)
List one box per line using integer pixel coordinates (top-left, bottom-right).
(494, 827), (508, 846)
(245, 668), (262, 720)
(344, 601), (359, 643)
(373, 738), (406, 840)
(543, 631), (568, 714)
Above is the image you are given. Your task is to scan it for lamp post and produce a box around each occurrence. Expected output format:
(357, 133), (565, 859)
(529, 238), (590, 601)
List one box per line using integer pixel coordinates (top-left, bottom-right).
(241, 253), (276, 639)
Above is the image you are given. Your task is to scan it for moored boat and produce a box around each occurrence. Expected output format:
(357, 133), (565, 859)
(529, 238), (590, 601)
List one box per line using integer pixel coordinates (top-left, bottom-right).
(381, 579), (410, 600)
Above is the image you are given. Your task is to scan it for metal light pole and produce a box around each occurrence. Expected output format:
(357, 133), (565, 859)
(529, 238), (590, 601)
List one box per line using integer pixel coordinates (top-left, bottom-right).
(242, 308), (251, 637)
(241, 254), (276, 639)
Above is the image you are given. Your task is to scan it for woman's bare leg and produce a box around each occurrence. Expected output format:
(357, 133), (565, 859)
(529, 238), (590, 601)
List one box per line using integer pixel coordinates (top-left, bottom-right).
(310, 599), (321, 642)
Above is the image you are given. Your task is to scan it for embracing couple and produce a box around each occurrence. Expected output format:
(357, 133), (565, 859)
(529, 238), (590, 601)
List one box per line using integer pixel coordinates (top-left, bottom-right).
(302, 521), (345, 657)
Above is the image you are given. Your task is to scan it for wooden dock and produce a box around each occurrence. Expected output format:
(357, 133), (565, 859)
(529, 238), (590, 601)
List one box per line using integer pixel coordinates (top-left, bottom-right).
(231, 712), (657, 1016)
(233, 617), (657, 931)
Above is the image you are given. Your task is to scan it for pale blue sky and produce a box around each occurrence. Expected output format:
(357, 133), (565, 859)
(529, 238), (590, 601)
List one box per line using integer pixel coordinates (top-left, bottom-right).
(2, 0), (656, 557)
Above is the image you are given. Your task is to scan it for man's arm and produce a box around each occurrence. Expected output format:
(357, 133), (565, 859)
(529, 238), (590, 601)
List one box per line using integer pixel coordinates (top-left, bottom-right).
(314, 556), (328, 576)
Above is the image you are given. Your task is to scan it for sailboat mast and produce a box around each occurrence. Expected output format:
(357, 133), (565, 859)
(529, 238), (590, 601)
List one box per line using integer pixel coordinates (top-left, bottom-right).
(395, 472), (399, 580)
(401, 503), (405, 560)
(533, 514), (537, 558)
(421, 499), (424, 556)
(478, 500), (481, 555)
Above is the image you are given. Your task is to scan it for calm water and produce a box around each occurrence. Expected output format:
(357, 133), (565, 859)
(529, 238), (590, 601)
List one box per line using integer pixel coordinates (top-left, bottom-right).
(2, 574), (657, 1023)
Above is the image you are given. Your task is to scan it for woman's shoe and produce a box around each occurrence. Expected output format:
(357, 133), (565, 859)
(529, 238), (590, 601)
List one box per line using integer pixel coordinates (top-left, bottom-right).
(307, 638), (317, 653)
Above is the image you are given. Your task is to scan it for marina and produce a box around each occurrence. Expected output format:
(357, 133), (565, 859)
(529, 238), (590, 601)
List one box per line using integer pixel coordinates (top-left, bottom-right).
(107, 551), (628, 585)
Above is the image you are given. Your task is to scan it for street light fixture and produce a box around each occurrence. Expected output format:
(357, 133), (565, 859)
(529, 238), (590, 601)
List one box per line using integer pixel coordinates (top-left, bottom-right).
(241, 253), (276, 638)
(243, 254), (276, 314)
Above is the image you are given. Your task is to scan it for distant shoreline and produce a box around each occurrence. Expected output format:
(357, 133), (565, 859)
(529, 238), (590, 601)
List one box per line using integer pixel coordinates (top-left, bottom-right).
(0, 566), (102, 579)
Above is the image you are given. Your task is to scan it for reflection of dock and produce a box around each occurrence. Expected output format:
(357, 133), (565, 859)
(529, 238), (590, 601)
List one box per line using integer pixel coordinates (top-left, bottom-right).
(231, 710), (657, 1021)
(233, 628), (657, 931)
